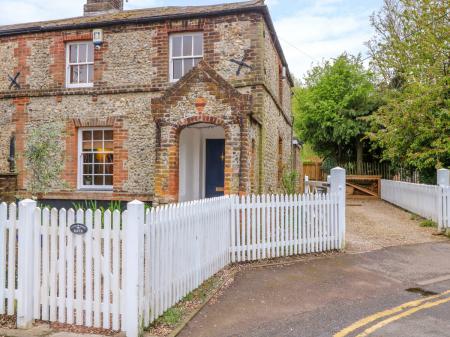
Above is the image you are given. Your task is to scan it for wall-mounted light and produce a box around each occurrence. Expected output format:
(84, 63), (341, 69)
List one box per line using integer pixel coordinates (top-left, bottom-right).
(93, 29), (104, 49)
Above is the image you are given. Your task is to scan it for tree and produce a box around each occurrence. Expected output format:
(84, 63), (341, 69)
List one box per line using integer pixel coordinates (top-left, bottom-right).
(367, 0), (450, 179)
(24, 124), (66, 198)
(293, 54), (379, 172)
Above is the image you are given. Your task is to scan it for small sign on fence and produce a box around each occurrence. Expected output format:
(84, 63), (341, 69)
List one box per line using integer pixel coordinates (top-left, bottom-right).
(70, 223), (88, 235)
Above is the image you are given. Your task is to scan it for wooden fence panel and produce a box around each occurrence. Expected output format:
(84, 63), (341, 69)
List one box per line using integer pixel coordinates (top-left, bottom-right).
(303, 162), (323, 181)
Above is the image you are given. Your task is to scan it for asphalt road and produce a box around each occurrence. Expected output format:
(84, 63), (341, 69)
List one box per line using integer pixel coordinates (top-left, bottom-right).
(179, 241), (450, 337)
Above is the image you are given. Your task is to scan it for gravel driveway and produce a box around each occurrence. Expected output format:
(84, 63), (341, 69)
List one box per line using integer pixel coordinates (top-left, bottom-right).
(346, 198), (445, 253)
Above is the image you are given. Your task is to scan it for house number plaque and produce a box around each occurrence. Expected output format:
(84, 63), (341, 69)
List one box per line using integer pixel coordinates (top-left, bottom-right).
(70, 223), (88, 235)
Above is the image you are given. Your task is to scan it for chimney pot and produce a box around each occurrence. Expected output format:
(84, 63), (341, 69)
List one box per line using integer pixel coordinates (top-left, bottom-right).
(84, 0), (124, 16)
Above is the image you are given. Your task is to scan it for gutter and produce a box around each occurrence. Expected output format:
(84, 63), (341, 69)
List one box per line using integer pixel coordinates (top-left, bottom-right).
(0, 5), (294, 86)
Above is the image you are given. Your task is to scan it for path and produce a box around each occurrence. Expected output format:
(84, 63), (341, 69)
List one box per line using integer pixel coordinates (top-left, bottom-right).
(346, 199), (444, 253)
(179, 241), (450, 337)
(179, 199), (450, 337)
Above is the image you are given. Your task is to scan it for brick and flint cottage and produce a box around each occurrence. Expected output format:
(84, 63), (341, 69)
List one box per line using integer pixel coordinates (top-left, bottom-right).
(0, 0), (300, 205)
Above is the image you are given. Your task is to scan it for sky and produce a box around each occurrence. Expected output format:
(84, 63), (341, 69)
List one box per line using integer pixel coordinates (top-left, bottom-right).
(0, 0), (383, 80)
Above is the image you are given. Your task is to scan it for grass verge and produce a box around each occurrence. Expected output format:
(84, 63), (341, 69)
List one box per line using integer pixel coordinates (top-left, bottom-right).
(146, 267), (235, 337)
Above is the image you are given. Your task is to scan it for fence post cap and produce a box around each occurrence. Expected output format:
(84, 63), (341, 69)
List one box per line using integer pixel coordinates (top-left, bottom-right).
(128, 200), (144, 205)
(19, 199), (36, 206)
(437, 168), (449, 173)
(331, 166), (345, 172)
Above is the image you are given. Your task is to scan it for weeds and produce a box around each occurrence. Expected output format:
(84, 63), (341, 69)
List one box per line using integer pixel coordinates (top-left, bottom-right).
(420, 219), (437, 228)
(156, 308), (184, 327)
(148, 272), (224, 332)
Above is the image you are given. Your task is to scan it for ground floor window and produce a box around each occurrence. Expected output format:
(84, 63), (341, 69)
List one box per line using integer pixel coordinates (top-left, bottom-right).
(78, 128), (113, 190)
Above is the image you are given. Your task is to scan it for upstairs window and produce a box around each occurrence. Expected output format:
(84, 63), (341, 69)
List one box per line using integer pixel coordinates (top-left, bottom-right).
(66, 42), (94, 88)
(169, 33), (203, 82)
(78, 128), (113, 190)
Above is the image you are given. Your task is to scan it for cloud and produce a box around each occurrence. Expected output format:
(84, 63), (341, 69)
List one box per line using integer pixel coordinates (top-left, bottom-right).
(265, 0), (280, 7)
(0, 0), (85, 24)
(0, 0), (378, 80)
(273, 0), (377, 79)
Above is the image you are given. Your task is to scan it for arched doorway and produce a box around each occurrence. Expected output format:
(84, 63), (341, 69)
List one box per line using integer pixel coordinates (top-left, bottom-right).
(179, 123), (226, 202)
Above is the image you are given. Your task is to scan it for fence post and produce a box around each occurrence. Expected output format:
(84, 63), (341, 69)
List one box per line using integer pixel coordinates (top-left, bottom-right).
(124, 200), (145, 337)
(304, 175), (309, 193)
(330, 167), (346, 249)
(437, 169), (449, 231)
(437, 169), (449, 187)
(17, 199), (37, 329)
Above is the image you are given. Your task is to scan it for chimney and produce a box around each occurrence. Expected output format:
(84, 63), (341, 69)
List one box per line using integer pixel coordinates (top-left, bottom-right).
(84, 0), (124, 16)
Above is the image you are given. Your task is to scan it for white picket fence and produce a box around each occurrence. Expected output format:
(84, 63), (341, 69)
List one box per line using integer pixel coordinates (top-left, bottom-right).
(33, 208), (124, 330)
(381, 170), (450, 230)
(0, 203), (18, 316)
(141, 197), (232, 325)
(440, 186), (450, 229)
(0, 202), (124, 329)
(231, 193), (343, 262)
(0, 169), (346, 337)
(381, 180), (440, 221)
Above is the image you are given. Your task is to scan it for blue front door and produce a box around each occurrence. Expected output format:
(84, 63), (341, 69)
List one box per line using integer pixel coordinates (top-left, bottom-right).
(205, 139), (225, 198)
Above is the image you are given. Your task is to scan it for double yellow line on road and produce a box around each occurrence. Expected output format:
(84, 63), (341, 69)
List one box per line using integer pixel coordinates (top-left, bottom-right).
(334, 289), (450, 337)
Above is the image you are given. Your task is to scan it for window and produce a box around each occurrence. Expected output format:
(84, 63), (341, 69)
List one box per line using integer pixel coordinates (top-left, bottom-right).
(78, 129), (113, 190)
(169, 33), (203, 82)
(66, 42), (94, 88)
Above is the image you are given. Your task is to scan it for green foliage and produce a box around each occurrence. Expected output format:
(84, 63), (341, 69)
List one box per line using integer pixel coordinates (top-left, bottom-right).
(157, 307), (183, 327)
(321, 157), (338, 175)
(367, 0), (450, 172)
(281, 170), (299, 194)
(420, 219), (437, 228)
(149, 273), (223, 331)
(24, 124), (65, 197)
(72, 200), (123, 213)
(293, 53), (380, 163)
(301, 143), (321, 162)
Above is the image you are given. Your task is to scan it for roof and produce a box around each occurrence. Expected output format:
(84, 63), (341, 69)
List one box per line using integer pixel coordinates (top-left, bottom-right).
(0, 0), (293, 85)
(0, 0), (263, 34)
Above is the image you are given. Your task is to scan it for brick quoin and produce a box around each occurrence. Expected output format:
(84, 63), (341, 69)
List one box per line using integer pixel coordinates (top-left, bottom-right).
(14, 38), (31, 89)
(12, 97), (30, 190)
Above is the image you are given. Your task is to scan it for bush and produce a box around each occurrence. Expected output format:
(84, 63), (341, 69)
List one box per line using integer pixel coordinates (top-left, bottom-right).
(24, 124), (65, 197)
(282, 170), (299, 195)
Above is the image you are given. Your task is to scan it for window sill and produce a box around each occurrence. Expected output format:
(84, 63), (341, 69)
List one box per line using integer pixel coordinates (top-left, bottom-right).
(66, 83), (94, 89)
(78, 187), (114, 192)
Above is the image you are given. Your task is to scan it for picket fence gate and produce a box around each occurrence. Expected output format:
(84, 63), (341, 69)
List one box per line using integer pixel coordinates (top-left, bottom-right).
(381, 169), (450, 230)
(0, 166), (347, 337)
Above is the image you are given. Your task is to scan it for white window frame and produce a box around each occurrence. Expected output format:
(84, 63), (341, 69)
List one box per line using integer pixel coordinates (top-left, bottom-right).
(66, 41), (94, 89)
(77, 127), (114, 191)
(169, 32), (204, 82)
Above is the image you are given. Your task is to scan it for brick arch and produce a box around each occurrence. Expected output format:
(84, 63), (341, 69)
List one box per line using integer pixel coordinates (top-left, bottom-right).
(156, 115), (237, 204)
(176, 115), (226, 130)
